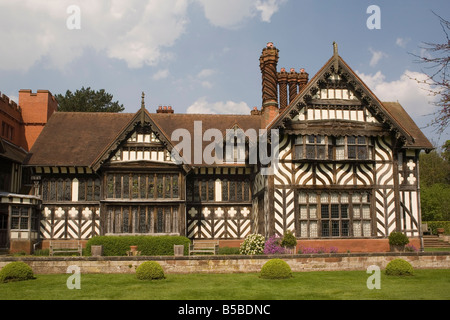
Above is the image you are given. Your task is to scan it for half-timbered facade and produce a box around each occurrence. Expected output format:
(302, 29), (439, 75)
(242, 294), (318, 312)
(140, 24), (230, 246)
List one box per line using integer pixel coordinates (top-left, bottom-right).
(24, 43), (433, 252)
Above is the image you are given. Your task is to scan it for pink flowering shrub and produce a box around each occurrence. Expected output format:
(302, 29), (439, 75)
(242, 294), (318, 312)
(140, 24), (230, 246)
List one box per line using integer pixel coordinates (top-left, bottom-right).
(264, 235), (285, 254)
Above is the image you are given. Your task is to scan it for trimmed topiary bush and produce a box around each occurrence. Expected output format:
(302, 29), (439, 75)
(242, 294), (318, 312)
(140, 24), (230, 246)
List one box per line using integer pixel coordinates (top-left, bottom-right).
(260, 259), (292, 279)
(385, 258), (414, 276)
(388, 232), (409, 246)
(281, 230), (297, 249)
(240, 233), (265, 255)
(0, 261), (35, 283)
(136, 261), (165, 280)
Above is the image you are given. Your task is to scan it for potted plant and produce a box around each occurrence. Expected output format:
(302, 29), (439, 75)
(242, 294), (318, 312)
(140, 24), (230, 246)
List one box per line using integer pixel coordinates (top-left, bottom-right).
(388, 232), (409, 252)
(281, 231), (298, 254)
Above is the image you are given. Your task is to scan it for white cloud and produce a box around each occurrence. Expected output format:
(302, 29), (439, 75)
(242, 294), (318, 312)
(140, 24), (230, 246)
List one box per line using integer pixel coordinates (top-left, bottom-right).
(369, 48), (388, 67)
(0, 0), (285, 71)
(194, 0), (285, 28)
(0, 0), (189, 71)
(152, 69), (170, 80)
(255, 0), (286, 22)
(357, 70), (437, 118)
(187, 97), (251, 114)
(197, 69), (216, 78)
(396, 37), (410, 48)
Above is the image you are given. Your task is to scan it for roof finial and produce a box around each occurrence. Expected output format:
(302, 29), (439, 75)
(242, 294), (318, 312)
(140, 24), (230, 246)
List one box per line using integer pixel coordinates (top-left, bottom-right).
(333, 41), (339, 73)
(141, 91), (145, 125)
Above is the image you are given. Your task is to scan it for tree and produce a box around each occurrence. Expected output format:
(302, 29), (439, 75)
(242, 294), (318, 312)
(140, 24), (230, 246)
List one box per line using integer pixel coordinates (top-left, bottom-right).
(55, 87), (124, 113)
(412, 13), (449, 134)
(419, 149), (450, 187)
(419, 140), (450, 221)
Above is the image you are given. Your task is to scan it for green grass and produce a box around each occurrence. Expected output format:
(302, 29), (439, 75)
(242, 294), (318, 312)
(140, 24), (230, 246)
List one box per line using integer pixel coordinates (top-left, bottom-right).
(0, 269), (449, 300)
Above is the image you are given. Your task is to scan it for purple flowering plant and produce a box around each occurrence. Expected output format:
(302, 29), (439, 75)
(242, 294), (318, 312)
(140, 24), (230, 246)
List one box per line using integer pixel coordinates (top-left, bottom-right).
(263, 235), (285, 254)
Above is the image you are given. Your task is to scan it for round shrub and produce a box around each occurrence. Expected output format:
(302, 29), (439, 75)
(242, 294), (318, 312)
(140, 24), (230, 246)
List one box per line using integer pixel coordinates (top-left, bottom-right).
(281, 231), (297, 248)
(388, 232), (409, 246)
(260, 259), (292, 279)
(0, 261), (35, 283)
(240, 234), (265, 255)
(385, 259), (414, 276)
(136, 261), (165, 280)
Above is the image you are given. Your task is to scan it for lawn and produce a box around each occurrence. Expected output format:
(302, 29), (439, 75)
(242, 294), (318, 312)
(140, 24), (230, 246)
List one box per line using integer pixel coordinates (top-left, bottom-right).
(0, 269), (449, 300)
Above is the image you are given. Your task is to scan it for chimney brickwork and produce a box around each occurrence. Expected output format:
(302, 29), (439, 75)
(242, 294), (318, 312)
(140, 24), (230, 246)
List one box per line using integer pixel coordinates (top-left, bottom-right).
(259, 43), (309, 127)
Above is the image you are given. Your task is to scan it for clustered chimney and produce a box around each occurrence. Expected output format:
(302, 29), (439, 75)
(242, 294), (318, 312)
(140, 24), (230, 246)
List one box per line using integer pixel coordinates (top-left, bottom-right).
(258, 42), (309, 126)
(156, 106), (174, 114)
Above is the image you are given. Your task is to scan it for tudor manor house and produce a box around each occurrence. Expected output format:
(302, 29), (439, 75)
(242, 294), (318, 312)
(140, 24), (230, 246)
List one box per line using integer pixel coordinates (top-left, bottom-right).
(0, 43), (433, 254)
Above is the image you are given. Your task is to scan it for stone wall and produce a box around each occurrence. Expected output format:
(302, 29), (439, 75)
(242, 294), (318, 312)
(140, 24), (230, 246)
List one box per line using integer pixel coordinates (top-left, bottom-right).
(1, 252), (449, 274)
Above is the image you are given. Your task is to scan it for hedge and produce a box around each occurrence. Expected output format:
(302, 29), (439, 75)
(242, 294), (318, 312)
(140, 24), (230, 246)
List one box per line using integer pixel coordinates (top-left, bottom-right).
(423, 221), (450, 235)
(85, 235), (191, 256)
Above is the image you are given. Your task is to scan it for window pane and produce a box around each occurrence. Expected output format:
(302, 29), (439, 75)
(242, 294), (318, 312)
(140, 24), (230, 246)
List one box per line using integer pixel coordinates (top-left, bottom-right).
(115, 176), (121, 199)
(341, 221), (349, 236)
(157, 208), (164, 233)
(341, 205), (348, 218)
(331, 204), (340, 218)
(348, 146), (356, 159)
(94, 179), (101, 201)
(348, 136), (356, 144)
(139, 207), (147, 233)
(200, 180), (207, 201)
(156, 175), (163, 198)
(357, 146), (367, 159)
(300, 205), (308, 219)
(222, 180), (228, 201)
(321, 204), (329, 219)
(243, 180), (250, 201)
(123, 208), (129, 233)
(172, 174), (179, 198)
(132, 175), (139, 199)
(165, 175), (172, 199)
(140, 175), (147, 199)
(295, 145), (303, 159)
(230, 181), (236, 201)
(11, 217), (19, 229)
(317, 146), (325, 159)
(322, 221), (329, 236)
(123, 175), (130, 199)
(87, 179), (94, 201)
(332, 221), (340, 236)
(306, 145), (315, 159)
(357, 136), (366, 144)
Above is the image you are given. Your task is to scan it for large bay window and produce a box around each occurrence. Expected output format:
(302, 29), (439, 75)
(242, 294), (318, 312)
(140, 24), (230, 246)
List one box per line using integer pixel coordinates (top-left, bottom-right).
(298, 191), (372, 238)
(295, 135), (373, 161)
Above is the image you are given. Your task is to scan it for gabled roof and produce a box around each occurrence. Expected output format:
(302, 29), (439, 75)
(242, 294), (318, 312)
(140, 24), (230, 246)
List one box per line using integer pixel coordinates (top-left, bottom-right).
(268, 51), (432, 150)
(25, 109), (263, 170)
(25, 112), (134, 167)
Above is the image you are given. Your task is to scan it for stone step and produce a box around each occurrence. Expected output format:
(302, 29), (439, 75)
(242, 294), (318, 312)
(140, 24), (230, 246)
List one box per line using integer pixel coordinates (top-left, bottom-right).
(423, 235), (450, 248)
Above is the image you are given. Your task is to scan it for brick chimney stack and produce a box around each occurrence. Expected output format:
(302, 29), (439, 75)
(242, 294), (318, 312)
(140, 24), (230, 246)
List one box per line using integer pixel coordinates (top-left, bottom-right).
(156, 106), (174, 114)
(260, 42), (279, 127)
(277, 67), (288, 111)
(19, 89), (57, 150)
(298, 68), (309, 93)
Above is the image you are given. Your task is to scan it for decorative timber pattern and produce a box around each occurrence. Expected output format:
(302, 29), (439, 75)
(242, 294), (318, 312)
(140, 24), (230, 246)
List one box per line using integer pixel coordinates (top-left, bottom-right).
(186, 206), (251, 239)
(41, 206), (100, 239)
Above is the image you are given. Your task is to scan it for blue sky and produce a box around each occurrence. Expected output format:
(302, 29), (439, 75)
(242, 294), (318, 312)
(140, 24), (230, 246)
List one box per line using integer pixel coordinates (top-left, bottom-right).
(0, 0), (449, 145)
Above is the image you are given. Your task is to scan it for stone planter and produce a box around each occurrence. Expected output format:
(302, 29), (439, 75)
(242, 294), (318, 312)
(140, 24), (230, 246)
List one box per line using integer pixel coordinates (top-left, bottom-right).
(130, 246), (138, 253)
(437, 228), (445, 235)
(389, 244), (405, 252)
(174, 245), (184, 256)
(91, 245), (103, 257)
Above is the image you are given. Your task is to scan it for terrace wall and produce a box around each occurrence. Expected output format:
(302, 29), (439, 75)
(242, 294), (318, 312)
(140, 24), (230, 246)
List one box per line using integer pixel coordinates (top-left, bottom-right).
(1, 252), (449, 274)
